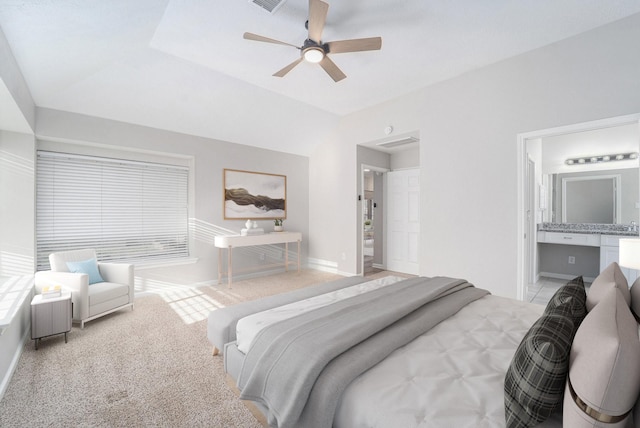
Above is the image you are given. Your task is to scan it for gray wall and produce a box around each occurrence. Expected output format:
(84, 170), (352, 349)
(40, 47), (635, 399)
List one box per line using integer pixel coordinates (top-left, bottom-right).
(537, 243), (600, 280)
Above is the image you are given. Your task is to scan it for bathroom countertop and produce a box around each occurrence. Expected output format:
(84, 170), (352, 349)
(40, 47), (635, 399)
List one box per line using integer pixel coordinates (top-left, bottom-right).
(538, 223), (639, 237)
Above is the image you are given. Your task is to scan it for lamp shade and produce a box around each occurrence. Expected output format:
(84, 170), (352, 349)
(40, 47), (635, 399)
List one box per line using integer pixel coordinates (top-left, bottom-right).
(618, 238), (640, 270)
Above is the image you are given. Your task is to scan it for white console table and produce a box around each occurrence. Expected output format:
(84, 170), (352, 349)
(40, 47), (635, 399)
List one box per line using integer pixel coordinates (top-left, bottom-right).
(214, 232), (302, 288)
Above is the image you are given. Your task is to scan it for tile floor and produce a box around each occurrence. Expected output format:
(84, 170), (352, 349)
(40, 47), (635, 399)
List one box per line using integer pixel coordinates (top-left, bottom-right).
(526, 276), (591, 305)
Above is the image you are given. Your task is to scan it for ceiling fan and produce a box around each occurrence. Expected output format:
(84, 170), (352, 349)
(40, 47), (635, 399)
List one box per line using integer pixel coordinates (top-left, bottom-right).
(243, 0), (382, 82)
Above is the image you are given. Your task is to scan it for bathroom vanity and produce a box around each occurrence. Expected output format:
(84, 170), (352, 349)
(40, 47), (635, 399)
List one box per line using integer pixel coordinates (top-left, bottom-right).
(537, 223), (639, 283)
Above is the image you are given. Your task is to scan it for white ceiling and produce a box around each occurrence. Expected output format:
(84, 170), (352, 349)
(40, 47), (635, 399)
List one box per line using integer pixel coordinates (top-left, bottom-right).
(1, 1), (640, 155)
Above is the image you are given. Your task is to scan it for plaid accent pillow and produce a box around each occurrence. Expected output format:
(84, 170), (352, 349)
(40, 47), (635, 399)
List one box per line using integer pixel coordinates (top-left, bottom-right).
(504, 278), (587, 428)
(544, 276), (587, 322)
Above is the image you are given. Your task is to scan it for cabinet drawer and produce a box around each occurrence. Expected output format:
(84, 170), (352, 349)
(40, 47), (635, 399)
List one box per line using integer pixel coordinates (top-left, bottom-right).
(538, 232), (600, 247)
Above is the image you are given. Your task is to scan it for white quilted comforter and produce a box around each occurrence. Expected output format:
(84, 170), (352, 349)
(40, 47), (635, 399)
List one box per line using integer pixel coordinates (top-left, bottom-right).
(235, 275), (404, 353)
(333, 294), (561, 428)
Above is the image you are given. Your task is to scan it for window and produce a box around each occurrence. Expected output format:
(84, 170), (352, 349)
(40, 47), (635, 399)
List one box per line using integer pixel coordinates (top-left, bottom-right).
(36, 151), (189, 270)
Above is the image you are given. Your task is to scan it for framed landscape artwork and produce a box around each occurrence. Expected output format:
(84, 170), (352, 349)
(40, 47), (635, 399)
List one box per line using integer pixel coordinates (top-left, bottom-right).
(223, 169), (286, 220)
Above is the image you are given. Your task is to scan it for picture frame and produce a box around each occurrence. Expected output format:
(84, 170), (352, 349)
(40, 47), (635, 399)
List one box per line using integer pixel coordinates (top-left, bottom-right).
(223, 169), (286, 220)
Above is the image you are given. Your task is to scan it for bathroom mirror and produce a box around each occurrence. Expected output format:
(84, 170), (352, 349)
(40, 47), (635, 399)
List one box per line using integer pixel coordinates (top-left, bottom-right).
(550, 168), (638, 224)
(562, 175), (619, 223)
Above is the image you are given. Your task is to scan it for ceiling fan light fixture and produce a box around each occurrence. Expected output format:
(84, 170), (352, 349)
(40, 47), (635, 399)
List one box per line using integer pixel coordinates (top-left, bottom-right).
(303, 47), (324, 63)
(243, 0), (381, 81)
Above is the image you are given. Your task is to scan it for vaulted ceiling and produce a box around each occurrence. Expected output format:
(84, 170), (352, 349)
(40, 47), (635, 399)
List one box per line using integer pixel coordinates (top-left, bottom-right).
(1, 1), (640, 155)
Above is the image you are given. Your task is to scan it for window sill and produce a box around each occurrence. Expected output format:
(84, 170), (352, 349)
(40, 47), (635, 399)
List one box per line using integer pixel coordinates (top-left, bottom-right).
(133, 257), (199, 271)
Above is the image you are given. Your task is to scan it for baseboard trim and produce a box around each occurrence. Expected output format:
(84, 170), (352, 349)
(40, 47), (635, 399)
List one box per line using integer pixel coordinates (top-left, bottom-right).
(539, 272), (596, 283)
(0, 324), (30, 402)
(307, 257), (338, 274)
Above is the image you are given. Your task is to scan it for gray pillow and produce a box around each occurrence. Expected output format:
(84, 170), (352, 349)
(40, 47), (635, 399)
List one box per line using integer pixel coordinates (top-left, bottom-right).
(586, 262), (630, 311)
(563, 288), (640, 427)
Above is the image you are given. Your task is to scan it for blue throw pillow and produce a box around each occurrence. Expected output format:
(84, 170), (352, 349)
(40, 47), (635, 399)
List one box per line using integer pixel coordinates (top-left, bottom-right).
(66, 258), (104, 285)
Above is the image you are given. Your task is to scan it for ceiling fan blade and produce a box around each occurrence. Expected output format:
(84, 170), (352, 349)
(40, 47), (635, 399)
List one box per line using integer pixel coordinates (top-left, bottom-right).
(243, 32), (299, 49)
(273, 57), (304, 77)
(327, 37), (382, 54)
(319, 56), (346, 82)
(307, 0), (329, 43)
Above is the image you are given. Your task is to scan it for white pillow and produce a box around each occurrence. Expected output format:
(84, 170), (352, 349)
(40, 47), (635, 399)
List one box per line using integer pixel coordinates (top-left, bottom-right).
(563, 288), (640, 426)
(586, 262), (630, 311)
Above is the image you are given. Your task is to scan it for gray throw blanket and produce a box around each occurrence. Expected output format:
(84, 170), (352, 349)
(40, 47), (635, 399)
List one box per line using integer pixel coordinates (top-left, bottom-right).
(237, 276), (489, 428)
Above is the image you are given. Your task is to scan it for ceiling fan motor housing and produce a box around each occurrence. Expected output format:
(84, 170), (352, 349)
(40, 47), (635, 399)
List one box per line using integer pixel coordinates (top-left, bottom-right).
(302, 39), (328, 52)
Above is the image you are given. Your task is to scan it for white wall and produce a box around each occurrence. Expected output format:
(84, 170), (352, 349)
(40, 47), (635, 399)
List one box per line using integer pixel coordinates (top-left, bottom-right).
(390, 146), (419, 170)
(0, 131), (35, 276)
(0, 26), (34, 133)
(310, 13), (640, 298)
(35, 108), (310, 286)
(0, 27), (36, 398)
(0, 131), (35, 401)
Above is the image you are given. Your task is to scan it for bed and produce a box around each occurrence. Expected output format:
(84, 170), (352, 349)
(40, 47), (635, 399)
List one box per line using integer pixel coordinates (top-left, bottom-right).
(207, 266), (640, 428)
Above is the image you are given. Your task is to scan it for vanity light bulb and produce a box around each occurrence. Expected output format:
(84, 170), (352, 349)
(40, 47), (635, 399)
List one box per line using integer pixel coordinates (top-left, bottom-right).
(630, 153), (639, 159)
(590, 157), (598, 163)
(578, 159), (585, 164)
(602, 155), (610, 161)
(566, 159), (574, 165)
(616, 154), (624, 160)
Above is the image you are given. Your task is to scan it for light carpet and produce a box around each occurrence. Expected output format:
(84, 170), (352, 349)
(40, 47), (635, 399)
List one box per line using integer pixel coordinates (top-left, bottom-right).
(1, 269), (394, 427)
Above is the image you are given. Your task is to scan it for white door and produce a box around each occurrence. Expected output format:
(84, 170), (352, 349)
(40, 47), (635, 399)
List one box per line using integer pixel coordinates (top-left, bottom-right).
(386, 169), (420, 274)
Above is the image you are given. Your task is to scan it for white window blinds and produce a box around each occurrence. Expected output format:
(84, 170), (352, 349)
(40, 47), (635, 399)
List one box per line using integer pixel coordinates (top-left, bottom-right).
(36, 151), (189, 270)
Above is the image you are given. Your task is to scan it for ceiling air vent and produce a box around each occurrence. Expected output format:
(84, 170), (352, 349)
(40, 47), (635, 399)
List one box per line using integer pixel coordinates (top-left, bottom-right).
(250, 0), (288, 13)
(376, 136), (419, 149)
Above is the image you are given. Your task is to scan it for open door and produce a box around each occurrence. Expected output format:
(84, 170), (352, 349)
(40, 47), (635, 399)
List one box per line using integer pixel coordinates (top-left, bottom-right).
(386, 168), (420, 274)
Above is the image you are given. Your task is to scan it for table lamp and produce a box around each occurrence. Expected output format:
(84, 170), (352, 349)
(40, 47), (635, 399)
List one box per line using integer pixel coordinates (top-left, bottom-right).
(618, 238), (640, 271)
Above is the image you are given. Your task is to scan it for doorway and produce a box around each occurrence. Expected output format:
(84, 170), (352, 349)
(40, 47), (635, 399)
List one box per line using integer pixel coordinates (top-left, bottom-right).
(358, 133), (420, 276)
(362, 167), (386, 275)
(517, 113), (640, 301)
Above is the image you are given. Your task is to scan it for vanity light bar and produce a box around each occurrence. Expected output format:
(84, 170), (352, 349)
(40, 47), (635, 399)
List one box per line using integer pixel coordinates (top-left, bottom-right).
(565, 152), (639, 165)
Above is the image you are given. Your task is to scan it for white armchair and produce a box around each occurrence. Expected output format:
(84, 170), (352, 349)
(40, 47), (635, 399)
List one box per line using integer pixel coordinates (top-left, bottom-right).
(34, 249), (134, 328)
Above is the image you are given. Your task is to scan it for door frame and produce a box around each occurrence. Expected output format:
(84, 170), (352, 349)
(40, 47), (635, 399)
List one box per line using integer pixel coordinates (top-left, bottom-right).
(516, 113), (640, 301)
(526, 155), (537, 285)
